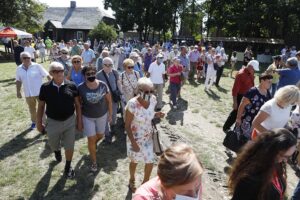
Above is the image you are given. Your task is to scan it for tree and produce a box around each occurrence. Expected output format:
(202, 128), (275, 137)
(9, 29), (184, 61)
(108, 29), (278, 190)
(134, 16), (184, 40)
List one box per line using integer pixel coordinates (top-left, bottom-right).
(88, 22), (118, 42)
(0, 0), (46, 33)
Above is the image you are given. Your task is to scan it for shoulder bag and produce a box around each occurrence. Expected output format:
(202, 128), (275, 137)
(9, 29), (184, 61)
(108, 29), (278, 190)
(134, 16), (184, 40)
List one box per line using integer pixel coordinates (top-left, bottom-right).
(103, 70), (121, 103)
(152, 120), (164, 156)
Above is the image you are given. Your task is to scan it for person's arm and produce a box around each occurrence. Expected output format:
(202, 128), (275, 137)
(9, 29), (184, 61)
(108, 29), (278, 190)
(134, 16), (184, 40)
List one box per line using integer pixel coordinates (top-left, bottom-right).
(235, 97), (251, 126)
(252, 111), (270, 134)
(105, 93), (113, 123)
(36, 100), (46, 132)
(232, 74), (241, 110)
(125, 108), (140, 152)
(74, 96), (83, 131)
(16, 80), (22, 98)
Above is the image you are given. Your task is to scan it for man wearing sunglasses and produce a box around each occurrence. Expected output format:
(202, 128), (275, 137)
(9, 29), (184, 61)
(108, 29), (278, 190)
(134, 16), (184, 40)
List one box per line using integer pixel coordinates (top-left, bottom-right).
(16, 52), (51, 130)
(36, 62), (83, 179)
(56, 48), (71, 77)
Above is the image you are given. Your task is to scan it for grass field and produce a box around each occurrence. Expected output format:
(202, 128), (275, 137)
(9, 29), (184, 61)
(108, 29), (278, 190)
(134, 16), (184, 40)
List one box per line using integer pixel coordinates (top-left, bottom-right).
(0, 59), (267, 199)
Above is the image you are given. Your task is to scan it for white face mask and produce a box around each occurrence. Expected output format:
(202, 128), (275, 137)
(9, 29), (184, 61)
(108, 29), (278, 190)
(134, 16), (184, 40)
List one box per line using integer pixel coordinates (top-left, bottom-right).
(175, 189), (200, 200)
(140, 91), (152, 102)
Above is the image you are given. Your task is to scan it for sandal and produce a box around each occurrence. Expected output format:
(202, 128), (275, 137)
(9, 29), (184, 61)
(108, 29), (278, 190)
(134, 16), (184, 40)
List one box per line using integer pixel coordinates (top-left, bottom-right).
(128, 179), (136, 193)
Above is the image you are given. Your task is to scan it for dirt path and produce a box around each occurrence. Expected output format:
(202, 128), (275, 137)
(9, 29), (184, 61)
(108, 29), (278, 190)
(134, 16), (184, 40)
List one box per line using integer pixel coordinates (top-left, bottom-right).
(157, 94), (299, 200)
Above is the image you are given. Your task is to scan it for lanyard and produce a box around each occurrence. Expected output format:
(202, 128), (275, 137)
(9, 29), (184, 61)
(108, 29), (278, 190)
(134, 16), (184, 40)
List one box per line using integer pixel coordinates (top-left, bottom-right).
(272, 170), (284, 200)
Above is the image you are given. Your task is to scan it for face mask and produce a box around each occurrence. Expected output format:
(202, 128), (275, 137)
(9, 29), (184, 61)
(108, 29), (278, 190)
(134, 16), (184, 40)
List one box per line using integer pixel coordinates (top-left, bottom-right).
(140, 91), (152, 102)
(175, 190), (200, 200)
(157, 58), (163, 63)
(87, 76), (96, 82)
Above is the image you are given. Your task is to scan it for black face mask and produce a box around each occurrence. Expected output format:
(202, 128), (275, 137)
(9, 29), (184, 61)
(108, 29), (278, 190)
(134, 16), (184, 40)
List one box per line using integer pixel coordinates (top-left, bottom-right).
(87, 76), (96, 82)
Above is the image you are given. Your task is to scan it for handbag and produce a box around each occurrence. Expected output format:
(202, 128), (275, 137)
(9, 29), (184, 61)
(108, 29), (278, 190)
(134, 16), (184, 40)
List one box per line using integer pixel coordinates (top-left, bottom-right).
(152, 120), (164, 156)
(223, 129), (247, 153)
(103, 70), (121, 103)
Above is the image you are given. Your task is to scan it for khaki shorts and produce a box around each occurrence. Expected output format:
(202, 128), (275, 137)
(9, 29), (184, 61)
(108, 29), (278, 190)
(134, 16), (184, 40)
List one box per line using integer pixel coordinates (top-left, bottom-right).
(46, 115), (76, 151)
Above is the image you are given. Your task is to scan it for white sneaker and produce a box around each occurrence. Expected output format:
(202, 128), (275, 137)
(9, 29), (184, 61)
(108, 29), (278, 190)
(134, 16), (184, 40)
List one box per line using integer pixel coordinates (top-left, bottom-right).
(173, 105), (177, 109)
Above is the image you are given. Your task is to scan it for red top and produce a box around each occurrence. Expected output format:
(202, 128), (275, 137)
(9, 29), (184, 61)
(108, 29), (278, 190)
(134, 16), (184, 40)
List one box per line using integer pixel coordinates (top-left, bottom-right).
(168, 64), (183, 84)
(232, 67), (255, 96)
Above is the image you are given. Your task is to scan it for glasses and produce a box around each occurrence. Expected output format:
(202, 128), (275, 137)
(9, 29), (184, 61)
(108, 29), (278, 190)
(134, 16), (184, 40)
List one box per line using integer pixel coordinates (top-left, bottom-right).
(142, 90), (154, 94)
(51, 69), (64, 74)
(127, 66), (134, 69)
(86, 72), (96, 76)
(61, 52), (68, 55)
(72, 60), (81, 64)
(104, 64), (113, 67)
(22, 57), (31, 60)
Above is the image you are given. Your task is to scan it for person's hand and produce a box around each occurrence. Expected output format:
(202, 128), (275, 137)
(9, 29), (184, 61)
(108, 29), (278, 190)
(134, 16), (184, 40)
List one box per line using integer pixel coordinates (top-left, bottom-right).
(155, 111), (165, 118)
(17, 91), (22, 98)
(37, 123), (45, 133)
(235, 118), (241, 126)
(132, 142), (140, 152)
(108, 115), (112, 124)
(76, 120), (83, 132)
(233, 102), (238, 110)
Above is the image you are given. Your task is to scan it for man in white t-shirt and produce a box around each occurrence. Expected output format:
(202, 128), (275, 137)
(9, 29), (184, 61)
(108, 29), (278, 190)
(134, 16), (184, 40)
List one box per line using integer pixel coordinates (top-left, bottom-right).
(16, 52), (51, 129)
(81, 43), (96, 66)
(147, 53), (166, 110)
(24, 40), (36, 62)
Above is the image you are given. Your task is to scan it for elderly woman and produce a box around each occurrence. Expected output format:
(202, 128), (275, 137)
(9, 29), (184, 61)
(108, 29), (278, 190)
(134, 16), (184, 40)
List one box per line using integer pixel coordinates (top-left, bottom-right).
(120, 58), (140, 103)
(78, 66), (112, 172)
(66, 55), (84, 86)
(234, 73), (273, 140)
(96, 57), (122, 144)
(133, 143), (204, 199)
(125, 77), (165, 192)
(252, 85), (300, 138)
(229, 128), (297, 200)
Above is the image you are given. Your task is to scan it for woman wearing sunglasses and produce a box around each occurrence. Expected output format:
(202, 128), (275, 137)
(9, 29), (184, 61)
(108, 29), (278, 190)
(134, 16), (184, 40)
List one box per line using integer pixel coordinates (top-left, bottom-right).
(78, 66), (112, 172)
(125, 77), (165, 192)
(67, 55), (84, 86)
(120, 58), (140, 103)
(229, 128), (297, 200)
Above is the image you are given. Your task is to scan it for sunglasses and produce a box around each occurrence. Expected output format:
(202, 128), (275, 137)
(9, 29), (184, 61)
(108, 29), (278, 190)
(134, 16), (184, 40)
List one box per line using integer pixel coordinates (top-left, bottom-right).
(22, 57), (31, 60)
(127, 66), (134, 69)
(142, 90), (154, 94)
(72, 60), (81, 64)
(86, 72), (96, 76)
(61, 52), (68, 54)
(51, 69), (64, 74)
(104, 64), (113, 67)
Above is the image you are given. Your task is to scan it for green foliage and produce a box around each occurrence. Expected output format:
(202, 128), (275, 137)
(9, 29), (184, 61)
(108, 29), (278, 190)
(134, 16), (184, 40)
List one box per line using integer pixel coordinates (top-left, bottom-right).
(164, 31), (173, 41)
(0, 0), (46, 33)
(88, 22), (118, 42)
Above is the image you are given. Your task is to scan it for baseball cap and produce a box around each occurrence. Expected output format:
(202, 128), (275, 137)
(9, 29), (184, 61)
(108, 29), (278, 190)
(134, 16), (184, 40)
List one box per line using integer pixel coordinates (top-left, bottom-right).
(247, 60), (259, 71)
(156, 53), (164, 58)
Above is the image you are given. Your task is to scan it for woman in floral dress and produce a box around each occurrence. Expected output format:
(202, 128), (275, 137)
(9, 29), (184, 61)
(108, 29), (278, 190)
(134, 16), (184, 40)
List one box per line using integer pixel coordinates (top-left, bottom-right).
(235, 73), (273, 140)
(125, 77), (165, 192)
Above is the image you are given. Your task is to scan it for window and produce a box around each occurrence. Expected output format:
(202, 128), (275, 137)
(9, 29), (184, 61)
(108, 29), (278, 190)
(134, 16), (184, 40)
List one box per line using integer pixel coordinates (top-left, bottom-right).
(77, 31), (83, 40)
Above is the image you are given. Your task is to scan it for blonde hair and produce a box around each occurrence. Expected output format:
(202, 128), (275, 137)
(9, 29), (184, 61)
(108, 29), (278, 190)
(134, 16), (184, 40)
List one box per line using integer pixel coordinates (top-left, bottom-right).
(274, 85), (300, 106)
(123, 58), (134, 68)
(158, 143), (203, 188)
(71, 55), (82, 62)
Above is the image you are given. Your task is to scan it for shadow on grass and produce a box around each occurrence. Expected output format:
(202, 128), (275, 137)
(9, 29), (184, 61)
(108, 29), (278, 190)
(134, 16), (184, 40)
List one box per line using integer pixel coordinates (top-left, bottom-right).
(205, 89), (221, 101)
(216, 85), (228, 93)
(0, 78), (14, 83)
(0, 128), (43, 161)
(32, 117), (127, 199)
(166, 98), (188, 126)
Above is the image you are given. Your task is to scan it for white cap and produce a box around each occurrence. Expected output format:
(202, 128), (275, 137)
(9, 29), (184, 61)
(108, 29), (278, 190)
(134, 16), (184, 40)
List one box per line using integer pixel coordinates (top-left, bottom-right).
(156, 53), (164, 58)
(247, 60), (259, 71)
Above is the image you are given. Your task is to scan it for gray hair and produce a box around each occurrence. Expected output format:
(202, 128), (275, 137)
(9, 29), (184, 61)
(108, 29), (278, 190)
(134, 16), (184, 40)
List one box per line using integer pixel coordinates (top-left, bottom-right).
(274, 85), (300, 106)
(20, 52), (31, 59)
(102, 57), (113, 65)
(287, 57), (298, 68)
(137, 77), (154, 90)
(49, 62), (64, 72)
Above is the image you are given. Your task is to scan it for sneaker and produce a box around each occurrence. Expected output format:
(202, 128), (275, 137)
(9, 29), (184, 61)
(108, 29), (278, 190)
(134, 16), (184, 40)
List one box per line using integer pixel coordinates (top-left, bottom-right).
(54, 150), (62, 162)
(90, 163), (97, 172)
(30, 122), (36, 129)
(173, 105), (177, 110)
(64, 167), (75, 179)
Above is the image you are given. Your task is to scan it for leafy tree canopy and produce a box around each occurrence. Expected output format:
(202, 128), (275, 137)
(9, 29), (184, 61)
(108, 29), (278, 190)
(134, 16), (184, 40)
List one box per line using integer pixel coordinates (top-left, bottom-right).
(88, 22), (118, 42)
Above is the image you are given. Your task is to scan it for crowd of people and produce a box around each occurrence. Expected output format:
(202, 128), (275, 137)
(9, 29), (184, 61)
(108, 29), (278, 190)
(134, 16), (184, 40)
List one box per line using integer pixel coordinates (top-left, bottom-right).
(14, 35), (300, 199)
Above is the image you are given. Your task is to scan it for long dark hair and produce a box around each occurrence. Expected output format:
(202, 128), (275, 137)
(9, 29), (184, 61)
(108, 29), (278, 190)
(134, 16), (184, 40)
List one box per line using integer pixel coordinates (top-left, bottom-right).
(228, 128), (296, 199)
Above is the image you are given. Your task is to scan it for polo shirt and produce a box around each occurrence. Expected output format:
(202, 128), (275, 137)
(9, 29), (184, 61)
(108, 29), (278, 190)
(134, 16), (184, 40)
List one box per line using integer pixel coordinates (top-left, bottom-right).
(81, 49), (95, 65)
(277, 67), (300, 90)
(39, 80), (78, 121)
(168, 64), (183, 84)
(148, 61), (166, 84)
(16, 63), (49, 97)
(232, 68), (254, 96)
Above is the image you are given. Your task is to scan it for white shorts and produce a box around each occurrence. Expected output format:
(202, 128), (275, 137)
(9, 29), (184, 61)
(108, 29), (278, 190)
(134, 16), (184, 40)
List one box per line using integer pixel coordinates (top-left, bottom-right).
(82, 113), (107, 137)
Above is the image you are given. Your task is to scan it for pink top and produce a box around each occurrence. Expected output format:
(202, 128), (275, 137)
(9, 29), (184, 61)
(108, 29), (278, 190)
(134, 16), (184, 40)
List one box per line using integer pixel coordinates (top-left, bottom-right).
(133, 176), (202, 200)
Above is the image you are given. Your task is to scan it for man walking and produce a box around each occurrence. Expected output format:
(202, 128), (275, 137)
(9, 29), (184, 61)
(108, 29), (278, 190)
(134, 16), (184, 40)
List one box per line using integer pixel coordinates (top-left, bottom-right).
(13, 40), (24, 66)
(16, 52), (51, 129)
(36, 62), (82, 178)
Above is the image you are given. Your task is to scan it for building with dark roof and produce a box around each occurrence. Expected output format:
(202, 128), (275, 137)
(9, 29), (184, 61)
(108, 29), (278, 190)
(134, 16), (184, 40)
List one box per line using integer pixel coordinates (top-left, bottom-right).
(42, 1), (115, 41)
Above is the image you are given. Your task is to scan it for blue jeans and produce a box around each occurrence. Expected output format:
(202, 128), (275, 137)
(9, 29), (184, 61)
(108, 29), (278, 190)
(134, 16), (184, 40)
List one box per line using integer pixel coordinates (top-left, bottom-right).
(271, 83), (277, 97)
(170, 82), (181, 106)
(292, 180), (300, 200)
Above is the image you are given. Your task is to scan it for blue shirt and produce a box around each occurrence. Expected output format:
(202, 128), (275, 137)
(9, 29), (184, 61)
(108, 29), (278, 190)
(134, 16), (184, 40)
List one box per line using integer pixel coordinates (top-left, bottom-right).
(71, 68), (84, 86)
(277, 67), (300, 89)
(178, 54), (190, 70)
(134, 62), (143, 77)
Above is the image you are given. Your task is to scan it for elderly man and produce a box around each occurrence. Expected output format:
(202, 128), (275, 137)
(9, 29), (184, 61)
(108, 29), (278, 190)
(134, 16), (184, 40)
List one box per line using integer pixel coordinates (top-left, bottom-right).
(188, 45), (200, 80)
(223, 60), (259, 133)
(81, 43), (96, 66)
(147, 53), (166, 111)
(276, 57), (300, 90)
(16, 52), (51, 129)
(96, 57), (122, 144)
(70, 39), (82, 56)
(56, 48), (71, 77)
(178, 46), (190, 81)
(24, 40), (37, 62)
(36, 62), (82, 178)
(13, 40), (24, 66)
